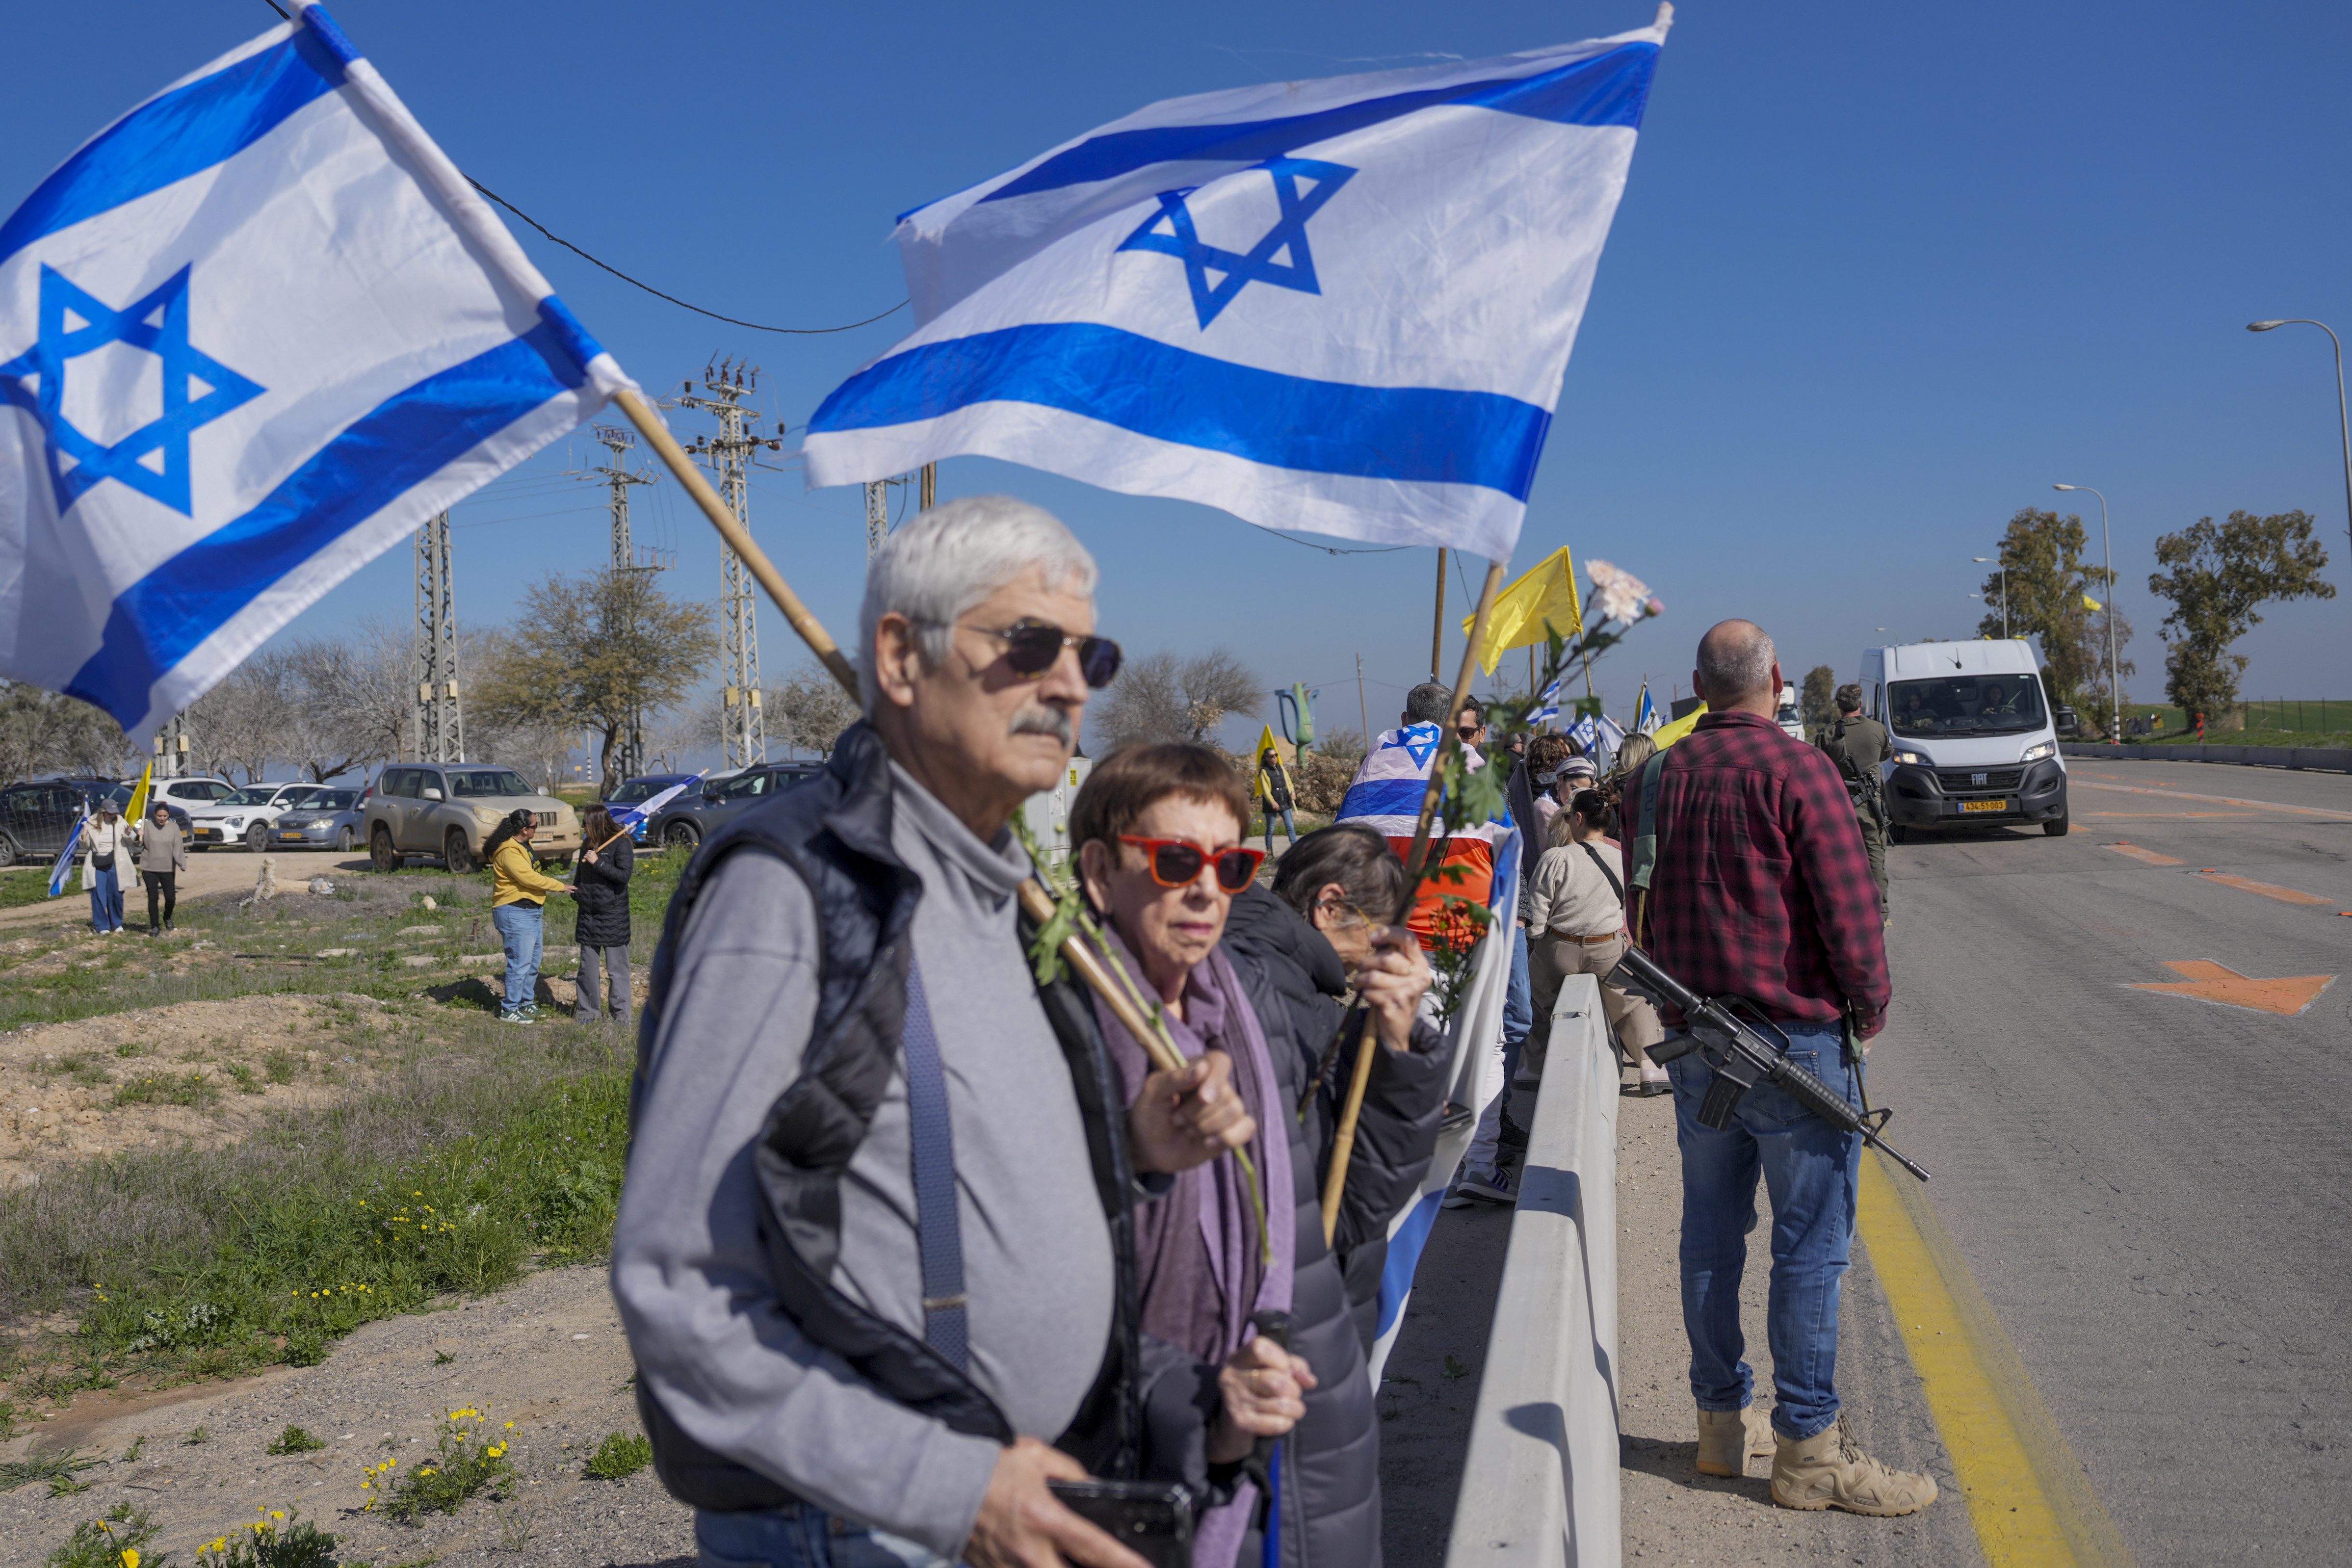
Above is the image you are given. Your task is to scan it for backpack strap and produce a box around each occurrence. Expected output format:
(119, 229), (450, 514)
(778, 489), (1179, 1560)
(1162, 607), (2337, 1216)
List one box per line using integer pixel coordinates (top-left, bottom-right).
(900, 959), (969, 1372)
(1578, 841), (1626, 908)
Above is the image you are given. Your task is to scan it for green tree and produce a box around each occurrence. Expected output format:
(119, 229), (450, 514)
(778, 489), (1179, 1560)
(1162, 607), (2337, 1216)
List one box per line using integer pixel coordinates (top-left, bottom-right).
(1975, 509), (2117, 711)
(769, 662), (862, 758)
(0, 681), (129, 784)
(472, 569), (719, 786)
(1799, 664), (1837, 734)
(2146, 510), (2334, 721)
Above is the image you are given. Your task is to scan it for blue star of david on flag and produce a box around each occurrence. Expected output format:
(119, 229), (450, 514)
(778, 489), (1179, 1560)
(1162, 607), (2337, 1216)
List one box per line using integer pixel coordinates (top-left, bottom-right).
(1383, 720), (1444, 770)
(0, 264), (264, 518)
(1116, 157), (1356, 329)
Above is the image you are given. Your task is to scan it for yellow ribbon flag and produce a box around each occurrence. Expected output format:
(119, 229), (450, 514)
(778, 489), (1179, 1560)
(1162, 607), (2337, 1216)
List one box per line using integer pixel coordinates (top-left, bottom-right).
(1460, 545), (1583, 675)
(1652, 702), (1707, 749)
(1254, 723), (1283, 764)
(123, 761), (154, 823)
(2083, 593), (2103, 611)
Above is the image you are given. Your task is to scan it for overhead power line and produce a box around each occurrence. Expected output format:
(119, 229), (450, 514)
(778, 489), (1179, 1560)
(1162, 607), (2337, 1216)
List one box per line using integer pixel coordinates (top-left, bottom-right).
(256, 0), (907, 338)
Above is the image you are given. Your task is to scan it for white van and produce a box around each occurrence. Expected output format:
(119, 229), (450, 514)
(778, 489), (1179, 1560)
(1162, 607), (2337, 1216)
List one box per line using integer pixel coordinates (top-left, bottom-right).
(1859, 640), (2068, 839)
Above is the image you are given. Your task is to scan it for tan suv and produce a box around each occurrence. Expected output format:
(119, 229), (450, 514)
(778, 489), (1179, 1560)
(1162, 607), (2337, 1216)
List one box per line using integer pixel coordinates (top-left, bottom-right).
(363, 764), (581, 874)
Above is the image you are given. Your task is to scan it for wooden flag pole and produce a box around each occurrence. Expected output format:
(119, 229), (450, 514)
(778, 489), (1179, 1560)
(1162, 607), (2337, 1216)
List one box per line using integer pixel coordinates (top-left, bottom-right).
(615, 388), (861, 698)
(1321, 558), (1507, 1245)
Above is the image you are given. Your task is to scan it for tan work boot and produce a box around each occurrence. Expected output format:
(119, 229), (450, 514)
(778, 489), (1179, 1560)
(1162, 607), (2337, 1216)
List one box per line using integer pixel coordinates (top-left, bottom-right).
(1694, 1403), (1775, 1477)
(1771, 1415), (1939, 1515)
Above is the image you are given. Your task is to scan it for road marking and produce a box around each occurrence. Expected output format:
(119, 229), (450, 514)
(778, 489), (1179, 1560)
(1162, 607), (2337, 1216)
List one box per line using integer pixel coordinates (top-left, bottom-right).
(2125, 959), (2335, 1015)
(2102, 842), (2183, 865)
(2082, 811), (2256, 818)
(2189, 869), (2333, 905)
(1857, 1153), (2136, 1566)
(2073, 780), (2352, 819)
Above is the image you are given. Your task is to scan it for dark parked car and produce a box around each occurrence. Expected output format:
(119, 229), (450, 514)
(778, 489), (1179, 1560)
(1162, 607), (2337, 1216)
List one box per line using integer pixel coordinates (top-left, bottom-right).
(596, 773), (698, 844)
(643, 762), (822, 849)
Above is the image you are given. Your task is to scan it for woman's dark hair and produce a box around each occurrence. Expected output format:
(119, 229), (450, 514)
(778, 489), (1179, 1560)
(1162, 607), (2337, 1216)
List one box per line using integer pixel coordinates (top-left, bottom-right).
(1270, 823), (1405, 925)
(481, 808), (537, 861)
(583, 805), (618, 845)
(1068, 742), (1253, 854)
(1568, 788), (1615, 839)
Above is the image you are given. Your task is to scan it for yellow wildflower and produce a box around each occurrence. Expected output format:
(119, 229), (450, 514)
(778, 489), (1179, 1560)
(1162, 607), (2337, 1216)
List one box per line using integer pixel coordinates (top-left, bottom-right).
(120, 1552), (139, 1568)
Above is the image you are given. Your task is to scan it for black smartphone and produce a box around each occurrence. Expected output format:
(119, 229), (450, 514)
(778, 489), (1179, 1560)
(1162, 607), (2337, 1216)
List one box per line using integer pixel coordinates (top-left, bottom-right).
(1046, 1477), (1194, 1568)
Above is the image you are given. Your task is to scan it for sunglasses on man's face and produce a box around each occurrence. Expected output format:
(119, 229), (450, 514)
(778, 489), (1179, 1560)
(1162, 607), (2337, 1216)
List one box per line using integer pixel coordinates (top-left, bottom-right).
(970, 620), (1123, 688)
(1118, 836), (1266, 893)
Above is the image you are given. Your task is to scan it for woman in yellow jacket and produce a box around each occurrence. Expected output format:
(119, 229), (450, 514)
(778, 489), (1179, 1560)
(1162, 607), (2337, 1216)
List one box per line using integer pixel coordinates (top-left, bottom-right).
(486, 809), (574, 1023)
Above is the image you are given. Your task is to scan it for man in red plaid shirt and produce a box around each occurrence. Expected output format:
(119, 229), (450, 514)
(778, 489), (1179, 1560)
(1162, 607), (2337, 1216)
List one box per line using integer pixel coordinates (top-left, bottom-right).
(1627, 620), (1935, 1517)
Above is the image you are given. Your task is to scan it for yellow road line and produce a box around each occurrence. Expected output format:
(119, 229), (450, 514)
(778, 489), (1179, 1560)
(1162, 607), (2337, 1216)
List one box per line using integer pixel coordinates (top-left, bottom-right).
(1856, 1152), (2136, 1566)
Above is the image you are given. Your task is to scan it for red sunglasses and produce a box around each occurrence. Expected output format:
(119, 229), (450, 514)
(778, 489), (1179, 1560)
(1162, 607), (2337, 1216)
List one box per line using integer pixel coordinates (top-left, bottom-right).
(1118, 836), (1266, 892)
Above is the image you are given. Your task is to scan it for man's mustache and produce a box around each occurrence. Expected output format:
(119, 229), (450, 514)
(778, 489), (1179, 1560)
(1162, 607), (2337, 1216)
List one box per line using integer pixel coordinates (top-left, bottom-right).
(1010, 706), (1075, 748)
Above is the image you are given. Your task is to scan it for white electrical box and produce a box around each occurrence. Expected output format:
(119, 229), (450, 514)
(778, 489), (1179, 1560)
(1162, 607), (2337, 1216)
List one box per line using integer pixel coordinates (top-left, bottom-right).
(1021, 754), (1093, 870)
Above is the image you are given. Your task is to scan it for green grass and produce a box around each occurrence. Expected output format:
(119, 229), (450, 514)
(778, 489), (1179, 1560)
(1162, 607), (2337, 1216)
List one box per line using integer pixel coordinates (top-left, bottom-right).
(582, 1430), (653, 1481)
(0, 864), (62, 911)
(265, 1424), (326, 1455)
(2118, 727), (2352, 750)
(0, 1447), (101, 1493)
(42, 1502), (166, 1568)
(0, 1020), (629, 1383)
(112, 1071), (221, 1110)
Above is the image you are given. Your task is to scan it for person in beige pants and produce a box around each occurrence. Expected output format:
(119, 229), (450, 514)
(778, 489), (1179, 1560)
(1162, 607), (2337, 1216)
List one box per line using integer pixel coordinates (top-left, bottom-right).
(1519, 786), (1668, 1097)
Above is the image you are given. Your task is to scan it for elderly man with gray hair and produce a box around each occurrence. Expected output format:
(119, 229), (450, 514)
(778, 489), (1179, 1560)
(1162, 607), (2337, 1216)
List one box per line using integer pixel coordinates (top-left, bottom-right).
(615, 496), (1308, 1568)
(1620, 619), (1930, 1516)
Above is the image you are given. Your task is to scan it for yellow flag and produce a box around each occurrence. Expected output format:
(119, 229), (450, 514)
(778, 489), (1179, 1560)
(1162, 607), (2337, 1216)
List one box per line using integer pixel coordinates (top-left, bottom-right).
(1460, 545), (1583, 675)
(1652, 702), (1707, 749)
(2083, 593), (2103, 611)
(1254, 723), (1283, 763)
(123, 761), (154, 824)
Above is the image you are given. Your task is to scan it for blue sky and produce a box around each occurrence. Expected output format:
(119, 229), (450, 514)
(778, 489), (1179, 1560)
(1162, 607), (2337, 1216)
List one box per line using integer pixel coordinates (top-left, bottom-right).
(6, 0), (2350, 758)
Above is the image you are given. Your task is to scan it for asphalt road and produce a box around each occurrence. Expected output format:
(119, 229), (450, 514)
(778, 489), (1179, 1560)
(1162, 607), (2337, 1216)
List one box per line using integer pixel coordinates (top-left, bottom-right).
(1870, 757), (2352, 1564)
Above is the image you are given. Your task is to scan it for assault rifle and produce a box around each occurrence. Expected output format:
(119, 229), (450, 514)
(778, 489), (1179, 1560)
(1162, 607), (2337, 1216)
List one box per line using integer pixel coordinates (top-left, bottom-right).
(1827, 716), (1885, 819)
(1605, 944), (1930, 1182)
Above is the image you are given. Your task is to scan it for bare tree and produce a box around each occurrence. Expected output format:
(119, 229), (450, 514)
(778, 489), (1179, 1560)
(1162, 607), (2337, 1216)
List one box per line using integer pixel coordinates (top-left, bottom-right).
(0, 681), (131, 783)
(1092, 647), (1265, 752)
(285, 617), (412, 778)
(185, 657), (291, 784)
(770, 663), (862, 758)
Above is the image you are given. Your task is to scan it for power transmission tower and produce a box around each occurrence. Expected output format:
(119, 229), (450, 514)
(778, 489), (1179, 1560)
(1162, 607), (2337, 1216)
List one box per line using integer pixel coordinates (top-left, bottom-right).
(153, 711), (190, 780)
(412, 511), (464, 764)
(591, 423), (666, 781)
(677, 359), (786, 770)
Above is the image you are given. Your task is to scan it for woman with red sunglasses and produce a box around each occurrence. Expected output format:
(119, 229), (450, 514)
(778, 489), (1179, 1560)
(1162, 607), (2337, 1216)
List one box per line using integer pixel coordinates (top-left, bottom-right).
(1072, 742), (1398, 1568)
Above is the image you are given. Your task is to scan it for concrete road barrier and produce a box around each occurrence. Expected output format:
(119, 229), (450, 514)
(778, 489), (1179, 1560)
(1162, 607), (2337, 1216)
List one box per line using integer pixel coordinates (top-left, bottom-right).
(2064, 741), (2352, 771)
(1445, 973), (1620, 1568)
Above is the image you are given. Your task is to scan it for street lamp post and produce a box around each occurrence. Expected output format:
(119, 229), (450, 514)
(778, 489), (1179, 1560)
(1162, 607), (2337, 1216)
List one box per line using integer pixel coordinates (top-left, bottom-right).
(2054, 484), (2119, 743)
(2246, 319), (2352, 566)
(1971, 555), (2009, 638)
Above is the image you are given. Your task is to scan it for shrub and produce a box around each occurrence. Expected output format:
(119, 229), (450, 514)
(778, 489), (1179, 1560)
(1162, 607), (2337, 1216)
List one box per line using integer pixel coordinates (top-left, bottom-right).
(365, 1408), (515, 1521)
(583, 1430), (652, 1481)
(195, 1506), (338, 1568)
(263, 1425), (325, 1455)
(43, 1503), (166, 1568)
(110, 1071), (218, 1110)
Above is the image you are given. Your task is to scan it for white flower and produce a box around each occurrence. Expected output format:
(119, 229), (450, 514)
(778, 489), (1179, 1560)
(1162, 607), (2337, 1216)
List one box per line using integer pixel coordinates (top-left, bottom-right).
(1585, 559), (1651, 624)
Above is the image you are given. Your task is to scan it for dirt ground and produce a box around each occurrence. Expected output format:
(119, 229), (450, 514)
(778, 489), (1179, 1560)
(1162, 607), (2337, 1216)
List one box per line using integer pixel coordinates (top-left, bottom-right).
(0, 850), (340, 934)
(1, 1264), (692, 1567)
(0, 992), (398, 1187)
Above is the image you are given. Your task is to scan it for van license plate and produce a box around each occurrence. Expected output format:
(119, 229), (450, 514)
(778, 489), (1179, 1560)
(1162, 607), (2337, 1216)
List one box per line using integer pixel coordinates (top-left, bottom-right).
(1960, 799), (2008, 814)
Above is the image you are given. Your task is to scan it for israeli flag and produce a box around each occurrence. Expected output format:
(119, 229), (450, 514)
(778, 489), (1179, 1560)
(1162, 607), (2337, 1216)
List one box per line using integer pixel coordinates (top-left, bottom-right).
(1568, 712), (1600, 753)
(0, 3), (633, 737)
(612, 772), (703, 833)
(1529, 677), (1563, 729)
(1633, 684), (1659, 735)
(804, 11), (1671, 560)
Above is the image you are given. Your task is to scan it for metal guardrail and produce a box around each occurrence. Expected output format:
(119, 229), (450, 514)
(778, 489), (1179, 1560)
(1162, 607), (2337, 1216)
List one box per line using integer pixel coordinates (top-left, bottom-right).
(2064, 742), (2352, 772)
(1445, 973), (1620, 1568)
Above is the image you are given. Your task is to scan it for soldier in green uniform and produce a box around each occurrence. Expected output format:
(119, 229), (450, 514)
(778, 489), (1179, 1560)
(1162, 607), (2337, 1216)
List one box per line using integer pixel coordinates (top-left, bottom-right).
(1819, 683), (1892, 922)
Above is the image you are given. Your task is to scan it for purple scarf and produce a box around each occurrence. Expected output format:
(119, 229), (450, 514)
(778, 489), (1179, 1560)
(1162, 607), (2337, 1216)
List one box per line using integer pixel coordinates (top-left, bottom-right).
(1089, 927), (1295, 1568)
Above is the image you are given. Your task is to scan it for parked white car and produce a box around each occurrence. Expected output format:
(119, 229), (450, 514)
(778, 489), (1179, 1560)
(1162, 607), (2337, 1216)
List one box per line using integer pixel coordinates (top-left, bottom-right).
(186, 782), (347, 853)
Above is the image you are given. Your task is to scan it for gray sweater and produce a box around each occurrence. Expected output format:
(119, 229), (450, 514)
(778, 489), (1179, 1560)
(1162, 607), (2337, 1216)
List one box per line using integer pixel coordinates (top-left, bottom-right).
(611, 764), (1115, 1556)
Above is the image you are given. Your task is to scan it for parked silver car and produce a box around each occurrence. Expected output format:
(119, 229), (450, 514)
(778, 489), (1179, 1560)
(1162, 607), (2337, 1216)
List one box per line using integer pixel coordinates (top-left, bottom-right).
(268, 788), (365, 852)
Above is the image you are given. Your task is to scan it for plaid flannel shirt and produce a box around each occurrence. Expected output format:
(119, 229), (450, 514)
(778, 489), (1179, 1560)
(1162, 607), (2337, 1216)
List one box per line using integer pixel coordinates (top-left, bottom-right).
(1625, 710), (1890, 1036)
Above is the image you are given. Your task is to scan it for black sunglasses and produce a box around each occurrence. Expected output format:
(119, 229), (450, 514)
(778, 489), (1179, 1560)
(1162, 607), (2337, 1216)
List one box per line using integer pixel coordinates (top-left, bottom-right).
(974, 620), (1123, 688)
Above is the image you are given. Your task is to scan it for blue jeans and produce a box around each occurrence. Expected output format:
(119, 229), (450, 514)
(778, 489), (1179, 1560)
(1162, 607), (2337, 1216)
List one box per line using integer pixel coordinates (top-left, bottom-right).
(1263, 807), (1297, 852)
(491, 903), (543, 1011)
(1501, 922), (1533, 1086)
(86, 864), (124, 932)
(1666, 1019), (1861, 1440)
(695, 1506), (953, 1568)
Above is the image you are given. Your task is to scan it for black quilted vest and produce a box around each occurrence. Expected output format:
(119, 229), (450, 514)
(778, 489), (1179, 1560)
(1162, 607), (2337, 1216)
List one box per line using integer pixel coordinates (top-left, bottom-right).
(628, 722), (1144, 1511)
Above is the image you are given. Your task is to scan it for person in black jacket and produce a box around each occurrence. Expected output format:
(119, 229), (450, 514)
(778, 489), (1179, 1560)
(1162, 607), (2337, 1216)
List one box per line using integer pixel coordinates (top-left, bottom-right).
(573, 805), (635, 1024)
(1220, 823), (1449, 1568)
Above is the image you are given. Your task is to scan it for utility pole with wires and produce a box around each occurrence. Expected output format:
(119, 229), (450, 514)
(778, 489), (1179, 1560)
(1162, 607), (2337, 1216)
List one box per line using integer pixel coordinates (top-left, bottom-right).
(412, 511), (464, 764)
(677, 359), (790, 770)
(591, 423), (670, 781)
(153, 711), (191, 780)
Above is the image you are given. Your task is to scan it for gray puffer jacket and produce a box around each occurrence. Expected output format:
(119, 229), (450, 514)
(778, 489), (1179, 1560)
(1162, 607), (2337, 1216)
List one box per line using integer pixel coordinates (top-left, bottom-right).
(1221, 887), (1449, 1568)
